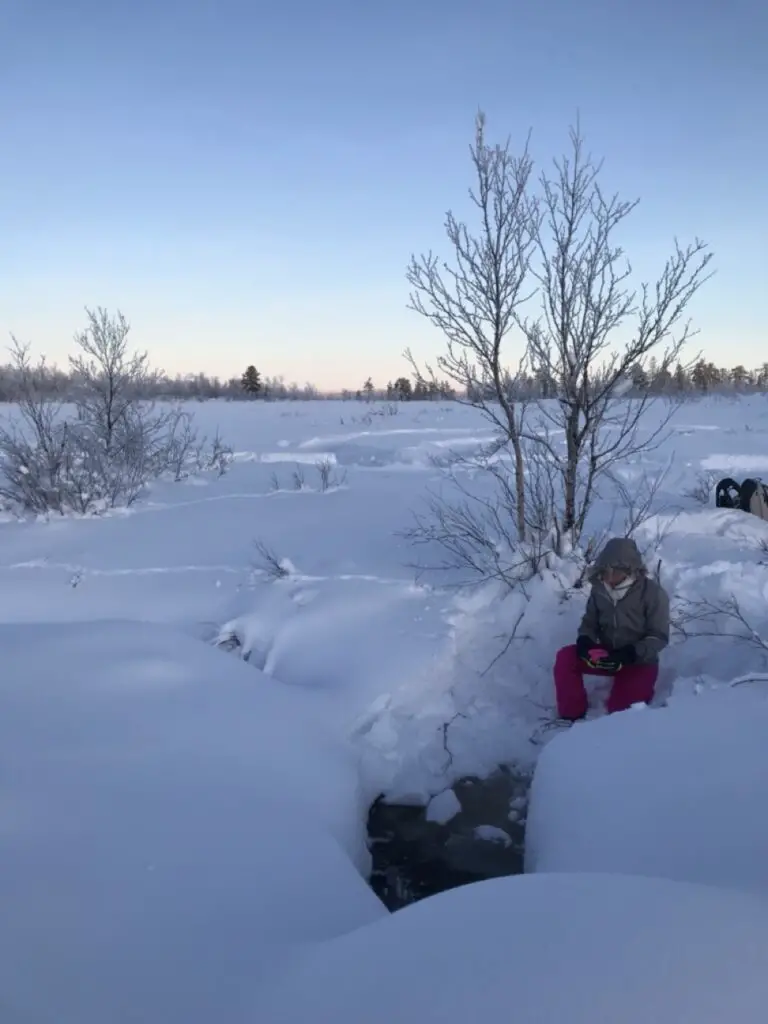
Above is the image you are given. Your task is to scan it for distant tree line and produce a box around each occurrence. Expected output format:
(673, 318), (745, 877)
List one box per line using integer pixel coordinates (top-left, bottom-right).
(613, 357), (768, 396)
(0, 352), (762, 405)
(491, 357), (768, 401)
(0, 363), (324, 403)
(384, 377), (456, 401)
(0, 360), (457, 403)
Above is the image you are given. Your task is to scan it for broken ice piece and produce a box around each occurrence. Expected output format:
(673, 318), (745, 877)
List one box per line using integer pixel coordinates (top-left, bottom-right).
(474, 824), (512, 846)
(425, 788), (461, 825)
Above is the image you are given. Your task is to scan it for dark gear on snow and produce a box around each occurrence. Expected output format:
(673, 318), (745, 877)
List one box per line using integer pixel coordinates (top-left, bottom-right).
(715, 477), (742, 510)
(715, 477), (768, 520)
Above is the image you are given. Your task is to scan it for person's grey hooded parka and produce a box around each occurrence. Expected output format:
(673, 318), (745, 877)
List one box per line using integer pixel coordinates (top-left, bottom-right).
(579, 537), (670, 664)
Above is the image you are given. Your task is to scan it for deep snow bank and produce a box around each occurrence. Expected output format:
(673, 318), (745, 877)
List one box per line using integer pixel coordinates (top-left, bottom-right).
(0, 621), (384, 1024)
(525, 687), (768, 894)
(252, 872), (768, 1023)
(633, 507), (768, 690)
(7, 398), (767, 810)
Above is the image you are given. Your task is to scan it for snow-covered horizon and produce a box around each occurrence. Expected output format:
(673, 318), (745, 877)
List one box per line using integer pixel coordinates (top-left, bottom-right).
(4, 393), (768, 1020)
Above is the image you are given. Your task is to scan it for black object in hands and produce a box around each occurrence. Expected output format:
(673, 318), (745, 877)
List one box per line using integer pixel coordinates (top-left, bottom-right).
(576, 635), (593, 661)
(594, 656), (621, 672)
(613, 645), (637, 665)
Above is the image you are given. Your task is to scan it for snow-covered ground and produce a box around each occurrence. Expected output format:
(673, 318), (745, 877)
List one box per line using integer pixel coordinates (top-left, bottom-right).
(525, 685), (768, 891)
(252, 872), (768, 1023)
(5, 393), (768, 1020)
(0, 620), (384, 1023)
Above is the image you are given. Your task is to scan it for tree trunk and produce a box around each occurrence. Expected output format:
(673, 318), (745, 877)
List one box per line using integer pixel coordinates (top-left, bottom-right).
(562, 408), (580, 536)
(512, 436), (526, 542)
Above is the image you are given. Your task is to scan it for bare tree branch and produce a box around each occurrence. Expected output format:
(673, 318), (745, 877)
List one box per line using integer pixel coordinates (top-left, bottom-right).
(605, 460), (675, 537)
(398, 441), (558, 589)
(69, 308), (158, 452)
(406, 112), (540, 541)
(481, 606), (532, 676)
(440, 709), (469, 771)
(676, 593), (768, 655)
(518, 121), (713, 545)
(252, 539), (293, 581)
(403, 114), (713, 580)
(683, 469), (717, 506)
(0, 340), (71, 513)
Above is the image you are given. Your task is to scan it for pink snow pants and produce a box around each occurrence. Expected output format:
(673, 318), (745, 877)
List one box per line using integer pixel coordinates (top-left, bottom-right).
(554, 644), (658, 720)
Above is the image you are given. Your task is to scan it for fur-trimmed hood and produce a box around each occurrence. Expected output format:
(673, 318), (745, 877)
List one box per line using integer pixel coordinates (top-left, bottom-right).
(588, 537), (646, 581)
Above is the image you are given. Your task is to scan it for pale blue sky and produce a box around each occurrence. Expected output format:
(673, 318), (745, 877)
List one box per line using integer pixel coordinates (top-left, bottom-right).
(1, 0), (765, 389)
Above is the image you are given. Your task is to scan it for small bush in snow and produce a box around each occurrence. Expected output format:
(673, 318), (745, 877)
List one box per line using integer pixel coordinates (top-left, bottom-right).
(202, 430), (234, 478)
(186, 429), (233, 480)
(164, 408), (202, 483)
(0, 342), (74, 514)
(0, 308), (229, 515)
(316, 458), (333, 491)
(683, 470), (717, 506)
(316, 458), (346, 492)
(252, 539), (292, 580)
(268, 461), (347, 494)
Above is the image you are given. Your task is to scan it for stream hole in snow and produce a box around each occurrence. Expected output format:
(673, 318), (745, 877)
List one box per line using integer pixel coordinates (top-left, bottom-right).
(211, 628), (533, 910)
(366, 764), (532, 910)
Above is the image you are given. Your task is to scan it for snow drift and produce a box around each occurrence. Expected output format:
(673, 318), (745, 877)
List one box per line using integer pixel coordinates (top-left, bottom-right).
(0, 620), (384, 1024)
(252, 872), (768, 1023)
(525, 687), (768, 896)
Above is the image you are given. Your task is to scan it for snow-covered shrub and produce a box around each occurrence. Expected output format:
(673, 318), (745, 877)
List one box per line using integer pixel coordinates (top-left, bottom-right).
(683, 469), (717, 505)
(0, 310), (229, 514)
(316, 457), (346, 492)
(252, 538), (294, 580)
(201, 430), (234, 477)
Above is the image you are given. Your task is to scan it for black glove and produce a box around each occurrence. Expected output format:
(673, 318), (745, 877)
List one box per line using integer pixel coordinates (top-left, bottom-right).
(613, 645), (637, 666)
(576, 635), (593, 661)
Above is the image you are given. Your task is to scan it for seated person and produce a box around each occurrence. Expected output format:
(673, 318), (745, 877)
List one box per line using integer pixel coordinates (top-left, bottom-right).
(554, 537), (670, 720)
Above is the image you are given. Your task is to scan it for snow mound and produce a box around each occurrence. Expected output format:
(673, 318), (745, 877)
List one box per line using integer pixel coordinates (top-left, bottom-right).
(0, 620), (384, 1024)
(253, 872), (768, 1023)
(525, 686), (768, 894)
(425, 787), (461, 824)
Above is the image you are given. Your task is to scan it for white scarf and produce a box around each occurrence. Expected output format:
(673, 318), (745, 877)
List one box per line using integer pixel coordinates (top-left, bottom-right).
(605, 575), (636, 604)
